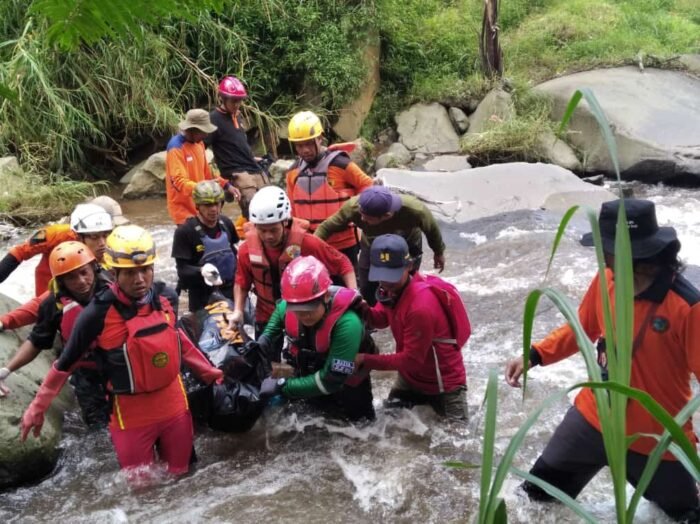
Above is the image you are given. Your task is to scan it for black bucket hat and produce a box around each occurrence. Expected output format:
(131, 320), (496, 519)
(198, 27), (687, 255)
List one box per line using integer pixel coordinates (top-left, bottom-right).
(580, 198), (679, 259)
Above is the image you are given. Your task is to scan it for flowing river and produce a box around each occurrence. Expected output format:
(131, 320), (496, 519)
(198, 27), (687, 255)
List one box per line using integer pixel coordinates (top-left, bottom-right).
(0, 182), (698, 523)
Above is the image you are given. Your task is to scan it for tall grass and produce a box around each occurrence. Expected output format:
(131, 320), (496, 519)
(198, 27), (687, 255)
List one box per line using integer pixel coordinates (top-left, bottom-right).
(462, 89), (700, 523)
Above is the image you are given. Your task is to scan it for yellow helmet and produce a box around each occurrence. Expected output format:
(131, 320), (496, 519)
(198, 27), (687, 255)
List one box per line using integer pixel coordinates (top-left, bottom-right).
(104, 225), (157, 268)
(288, 111), (323, 142)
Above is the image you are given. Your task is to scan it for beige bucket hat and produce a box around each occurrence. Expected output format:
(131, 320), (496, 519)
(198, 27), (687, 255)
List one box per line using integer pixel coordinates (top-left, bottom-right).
(178, 109), (217, 133)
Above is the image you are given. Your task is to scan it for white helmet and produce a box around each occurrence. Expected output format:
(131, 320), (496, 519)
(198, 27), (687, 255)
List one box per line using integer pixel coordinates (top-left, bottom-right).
(70, 203), (113, 234)
(249, 186), (291, 225)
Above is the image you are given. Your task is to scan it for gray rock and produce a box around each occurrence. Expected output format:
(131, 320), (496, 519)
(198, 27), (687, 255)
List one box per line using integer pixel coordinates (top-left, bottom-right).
(120, 159), (146, 184)
(121, 150), (217, 199)
(422, 155), (472, 172)
(269, 159), (294, 188)
(374, 153), (400, 171)
(375, 127), (398, 148)
(448, 107), (470, 133)
(536, 67), (700, 184)
(536, 129), (582, 172)
(122, 170), (164, 199)
(376, 162), (614, 223)
(583, 174), (605, 186)
(387, 142), (412, 164)
(467, 89), (515, 135)
(679, 54), (700, 76)
(396, 103), (460, 153)
(0, 156), (21, 175)
(345, 139), (371, 171)
(0, 293), (73, 489)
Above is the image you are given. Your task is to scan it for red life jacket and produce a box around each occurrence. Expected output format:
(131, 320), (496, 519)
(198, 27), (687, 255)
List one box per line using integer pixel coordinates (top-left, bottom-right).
(289, 150), (357, 250)
(284, 286), (370, 387)
(244, 218), (309, 320)
(58, 295), (99, 368)
(99, 286), (182, 395)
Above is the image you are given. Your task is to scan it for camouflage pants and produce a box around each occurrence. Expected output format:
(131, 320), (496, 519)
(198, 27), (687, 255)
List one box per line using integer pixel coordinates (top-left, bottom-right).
(387, 374), (468, 421)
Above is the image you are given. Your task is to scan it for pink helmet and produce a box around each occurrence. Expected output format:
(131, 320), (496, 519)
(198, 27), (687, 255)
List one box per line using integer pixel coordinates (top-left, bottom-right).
(281, 256), (332, 304)
(218, 76), (248, 99)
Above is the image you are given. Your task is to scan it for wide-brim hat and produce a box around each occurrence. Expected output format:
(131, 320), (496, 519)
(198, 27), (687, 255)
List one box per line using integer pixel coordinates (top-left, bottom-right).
(90, 196), (129, 226)
(580, 198), (679, 259)
(178, 109), (217, 133)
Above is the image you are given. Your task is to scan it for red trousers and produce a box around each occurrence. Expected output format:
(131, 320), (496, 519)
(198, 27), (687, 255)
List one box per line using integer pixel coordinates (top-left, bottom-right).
(109, 410), (194, 475)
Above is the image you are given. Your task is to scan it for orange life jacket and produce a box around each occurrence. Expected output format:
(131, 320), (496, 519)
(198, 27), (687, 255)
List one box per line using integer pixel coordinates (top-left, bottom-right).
(98, 286), (182, 394)
(244, 218), (309, 321)
(289, 150), (357, 250)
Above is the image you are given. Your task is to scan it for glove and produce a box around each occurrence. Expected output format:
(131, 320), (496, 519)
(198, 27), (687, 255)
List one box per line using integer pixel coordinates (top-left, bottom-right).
(259, 376), (284, 400)
(201, 263), (223, 287)
(0, 367), (10, 397)
(20, 363), (70, 441)
(226, 309), (244, 330)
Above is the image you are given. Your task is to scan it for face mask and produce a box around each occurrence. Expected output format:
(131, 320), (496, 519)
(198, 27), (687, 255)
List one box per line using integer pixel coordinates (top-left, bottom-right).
(375, 285), (397, 307)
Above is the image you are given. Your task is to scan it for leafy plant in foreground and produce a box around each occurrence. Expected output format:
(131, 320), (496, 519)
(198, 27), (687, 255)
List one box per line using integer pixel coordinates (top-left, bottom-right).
(462, 88), (700, 523)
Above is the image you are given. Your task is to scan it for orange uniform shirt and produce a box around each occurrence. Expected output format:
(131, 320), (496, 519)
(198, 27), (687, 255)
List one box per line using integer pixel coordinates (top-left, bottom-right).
(9, 224), (77, 295)
(534, 269), (700, 457)
(165, 134), (227, 224)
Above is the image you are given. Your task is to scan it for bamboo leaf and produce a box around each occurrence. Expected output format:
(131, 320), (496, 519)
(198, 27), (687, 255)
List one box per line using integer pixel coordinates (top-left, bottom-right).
(628, 395), (700, 521)
(479, 369), (500, 524)
(577, 382), (700, 473)
(544, 205), (579, 281)
(511, 467), (597, 524)
(443, 460), (480, 469)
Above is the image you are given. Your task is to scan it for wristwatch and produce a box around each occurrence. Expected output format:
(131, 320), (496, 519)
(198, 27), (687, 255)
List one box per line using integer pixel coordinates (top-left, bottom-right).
(277, 378), (287, 390)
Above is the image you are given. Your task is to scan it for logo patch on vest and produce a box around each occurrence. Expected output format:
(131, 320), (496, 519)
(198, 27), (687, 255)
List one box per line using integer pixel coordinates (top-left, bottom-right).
(285, 244), (301, 260)
(330, 359), (355, 375)
(196, 244), (205, 252)
(152, 352), (170, 368)
(651, 316), (669, 333)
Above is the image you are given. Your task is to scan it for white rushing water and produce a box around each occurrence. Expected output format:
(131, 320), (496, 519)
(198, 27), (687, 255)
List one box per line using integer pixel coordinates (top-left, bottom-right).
(0, 183), (698, 523)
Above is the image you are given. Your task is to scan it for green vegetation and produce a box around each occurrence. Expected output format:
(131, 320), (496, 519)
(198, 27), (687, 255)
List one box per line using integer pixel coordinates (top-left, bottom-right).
(0, 169), (104, 225)
(451, 89), (700, 522)
(0, 0), (698, 196)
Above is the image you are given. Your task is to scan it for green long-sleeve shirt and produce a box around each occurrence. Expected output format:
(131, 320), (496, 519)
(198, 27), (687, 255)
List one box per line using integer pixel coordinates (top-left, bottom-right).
(263, 300), (364, 399)
(314, 194), (446, 258)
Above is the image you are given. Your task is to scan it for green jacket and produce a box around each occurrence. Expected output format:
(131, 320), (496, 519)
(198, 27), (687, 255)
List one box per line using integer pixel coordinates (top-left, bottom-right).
(263, 300), (364, 399)
(314, 194), (446, 257)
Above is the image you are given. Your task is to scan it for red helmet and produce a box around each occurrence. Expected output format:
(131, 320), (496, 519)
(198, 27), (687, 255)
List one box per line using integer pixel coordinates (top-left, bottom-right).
(218, 76), (247, 99)
(281, 256), (332, 304)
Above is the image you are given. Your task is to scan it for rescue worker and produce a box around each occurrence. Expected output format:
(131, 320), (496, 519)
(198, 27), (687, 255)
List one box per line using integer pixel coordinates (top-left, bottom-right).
(0, 242), (112, 429)
(354, 235), (469, 420)
(0, 202), (114, 296)
(315, 185), (446, 305)
(206, 76), (269, 220)
(166, 108), (240, 225)
(257, 256), (375, 421)
(172, 180), (239, 312)
(20, 225), (223, 477)
(229, 186), (357, 347)
(90, 196), (130, 227)
(504, 199), (700, 522)
(285, 111), (373, 269)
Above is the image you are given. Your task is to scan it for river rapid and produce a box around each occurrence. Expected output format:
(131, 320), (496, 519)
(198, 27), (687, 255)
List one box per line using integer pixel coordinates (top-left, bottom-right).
(0, 183), (698, 523)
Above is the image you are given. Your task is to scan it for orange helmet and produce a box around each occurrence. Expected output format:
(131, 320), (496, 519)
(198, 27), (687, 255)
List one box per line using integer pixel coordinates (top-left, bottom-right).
(49, 241), (96, 278)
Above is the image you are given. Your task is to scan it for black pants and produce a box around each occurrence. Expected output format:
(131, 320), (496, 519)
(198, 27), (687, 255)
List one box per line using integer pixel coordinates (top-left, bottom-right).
(69, 367), (111, 429)
(523, 406), (699, 522)
(305, 376), (375, 422)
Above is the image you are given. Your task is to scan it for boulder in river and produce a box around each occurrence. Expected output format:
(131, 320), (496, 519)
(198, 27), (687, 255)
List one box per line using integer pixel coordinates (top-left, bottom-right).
(396, 103), (460, 154)
(0, 293), (74, 489)
(536, 67), (700, 184)
(377, 162), (616, 224)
